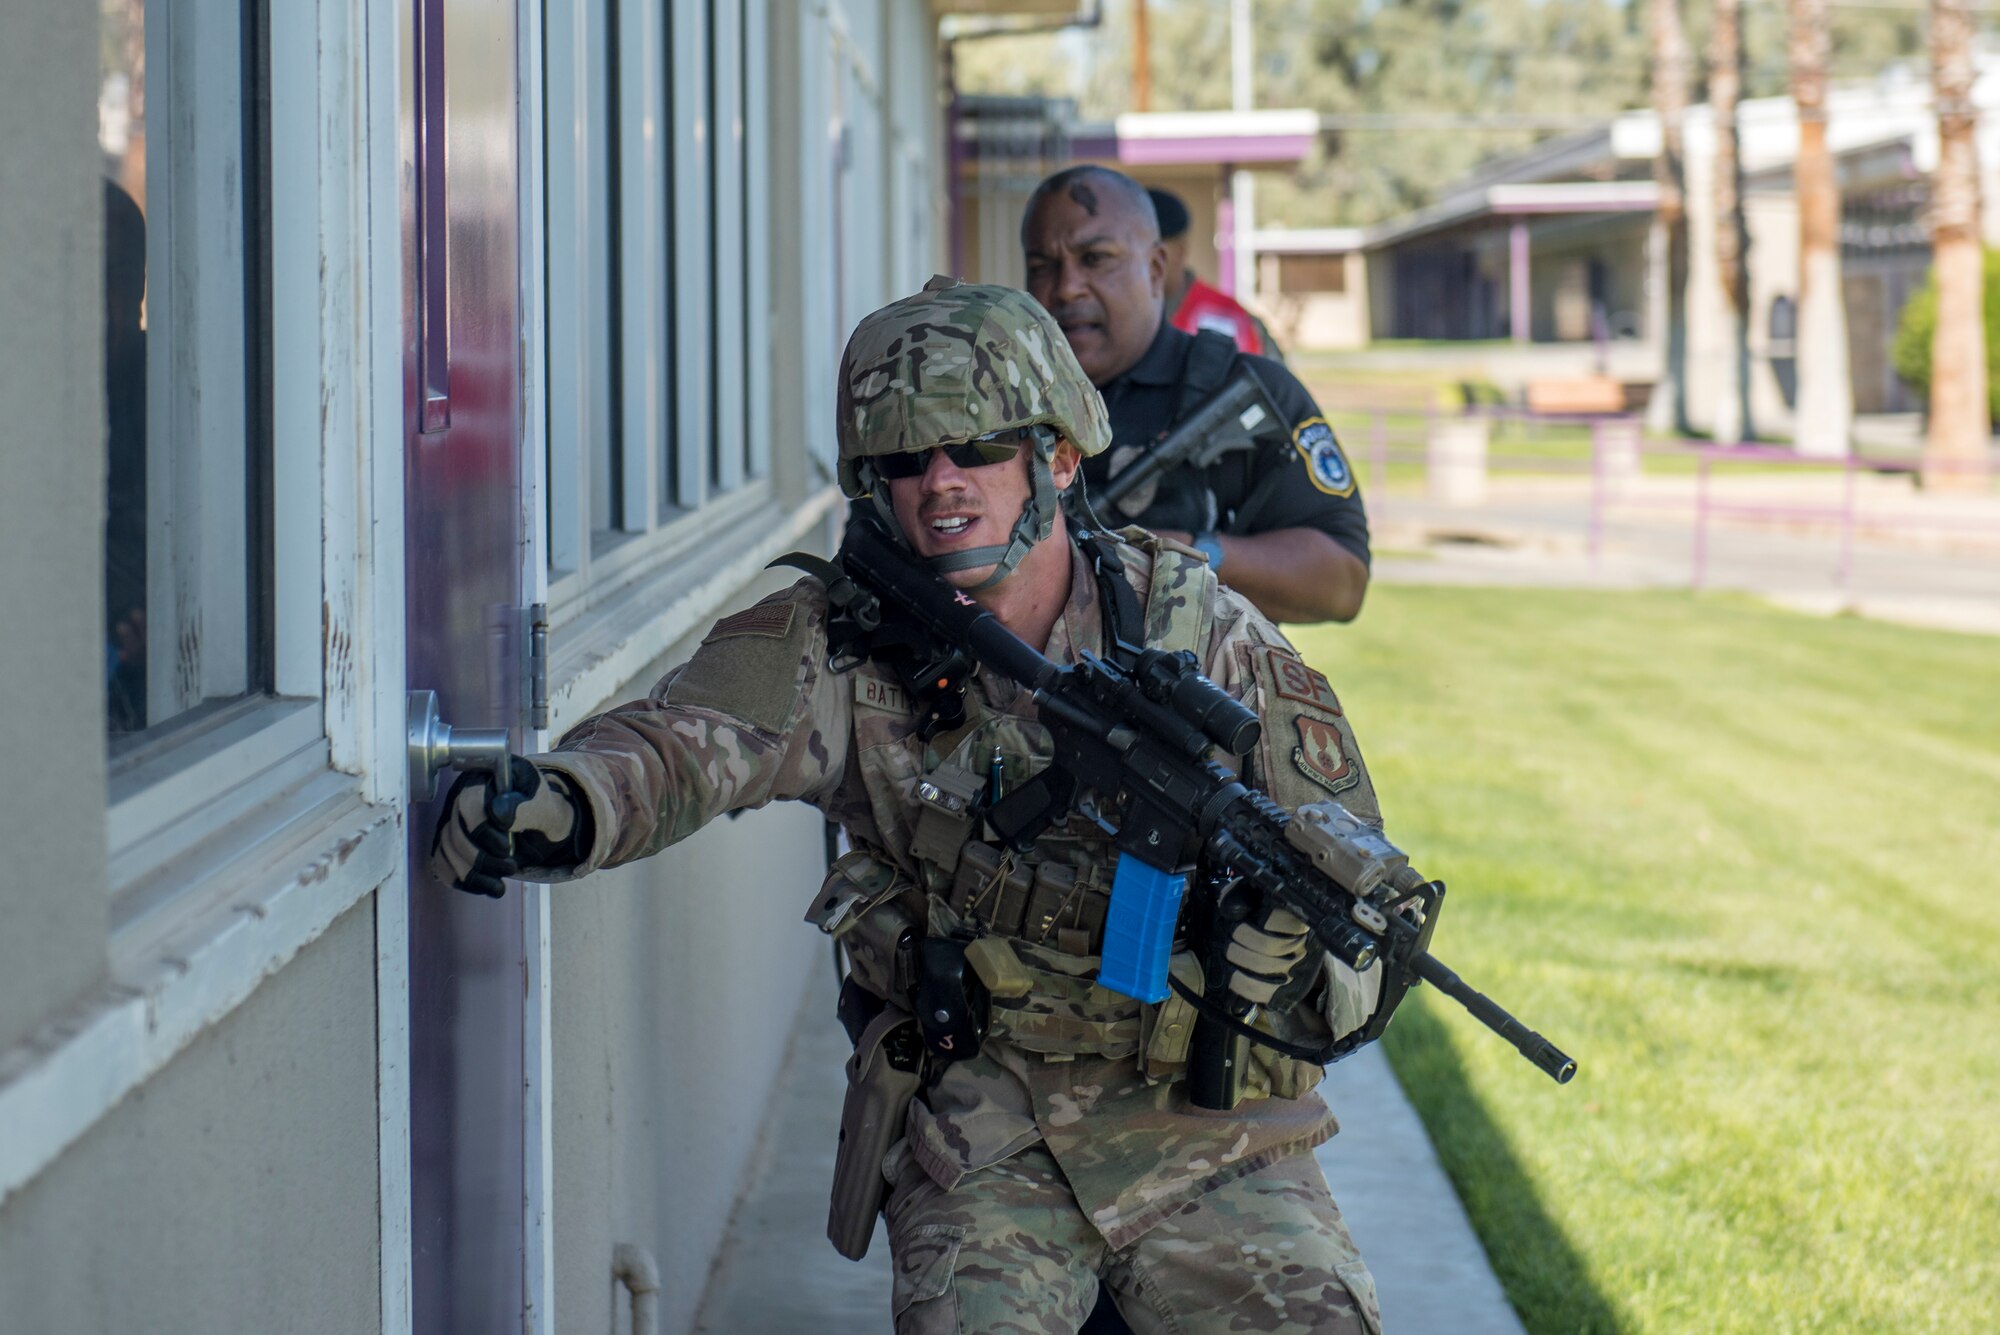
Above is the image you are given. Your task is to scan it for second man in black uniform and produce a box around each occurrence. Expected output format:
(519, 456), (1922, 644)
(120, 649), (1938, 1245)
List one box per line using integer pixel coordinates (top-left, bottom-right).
(1019, 164), (1369, 625)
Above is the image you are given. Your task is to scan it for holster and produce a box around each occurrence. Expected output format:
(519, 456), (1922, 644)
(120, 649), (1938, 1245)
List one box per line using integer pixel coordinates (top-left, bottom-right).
(827, 1003), (924, 1261)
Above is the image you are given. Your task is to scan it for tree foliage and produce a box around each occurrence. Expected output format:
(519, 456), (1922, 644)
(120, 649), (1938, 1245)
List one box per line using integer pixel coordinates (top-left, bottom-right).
(950, 0), (1928, 229)
(1892, 247), (2000, 425)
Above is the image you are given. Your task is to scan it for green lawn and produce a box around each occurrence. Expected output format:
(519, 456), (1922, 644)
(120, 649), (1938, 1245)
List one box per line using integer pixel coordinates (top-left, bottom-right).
(1317, 407), (1845, 493)
(1321, 409), (1604, 494)
(1290, 589), (2000, 1335)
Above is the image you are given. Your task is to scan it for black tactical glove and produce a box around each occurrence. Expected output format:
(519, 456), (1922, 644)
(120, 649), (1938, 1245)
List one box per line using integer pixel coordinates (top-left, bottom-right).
(429, 757), (590, 897)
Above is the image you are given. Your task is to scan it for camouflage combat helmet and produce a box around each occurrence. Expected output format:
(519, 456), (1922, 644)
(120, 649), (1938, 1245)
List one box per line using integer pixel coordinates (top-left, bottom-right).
(837, 275), (1113, 588)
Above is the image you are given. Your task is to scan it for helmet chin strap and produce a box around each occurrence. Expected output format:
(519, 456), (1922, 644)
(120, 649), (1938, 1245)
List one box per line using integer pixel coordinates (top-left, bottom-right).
(866, 450), (1062, 592)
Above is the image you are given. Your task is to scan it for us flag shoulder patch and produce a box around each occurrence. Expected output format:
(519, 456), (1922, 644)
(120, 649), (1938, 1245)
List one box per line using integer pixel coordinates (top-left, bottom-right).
(707, 602), (797, 642)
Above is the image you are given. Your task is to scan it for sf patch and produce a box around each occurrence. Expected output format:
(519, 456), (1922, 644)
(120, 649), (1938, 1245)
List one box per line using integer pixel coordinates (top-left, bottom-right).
(1261, 648), (1342, 715)
(664, 592), (812, 734)
(1292, 417), (1356, 498)
(1242, 642), (1377, 817)
(708, 601), (797, 641)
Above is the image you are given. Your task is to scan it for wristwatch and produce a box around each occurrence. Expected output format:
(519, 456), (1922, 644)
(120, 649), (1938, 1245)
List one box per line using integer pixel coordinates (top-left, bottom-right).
(1191, 532), (1225, 571)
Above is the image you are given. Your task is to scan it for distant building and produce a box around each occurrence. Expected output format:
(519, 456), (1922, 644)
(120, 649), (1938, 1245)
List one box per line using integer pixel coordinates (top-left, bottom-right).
(1248, 228), (1373, 351)
(1243, 61), (2000, 435)
(953, 103), (1318, 304)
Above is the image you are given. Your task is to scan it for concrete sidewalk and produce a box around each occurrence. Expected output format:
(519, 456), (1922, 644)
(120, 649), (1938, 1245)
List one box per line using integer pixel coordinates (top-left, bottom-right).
(1373, 481), (2000, 637)
(694, 954), (1524, 1334)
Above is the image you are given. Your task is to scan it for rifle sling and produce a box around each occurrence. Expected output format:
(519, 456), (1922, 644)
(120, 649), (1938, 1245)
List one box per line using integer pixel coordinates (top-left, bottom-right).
(1175, 329), (1240, 421)
(1075, 527), (1146, 668)
(1168, 973), (1347, 1066)
(1227, 457), (1292, 535)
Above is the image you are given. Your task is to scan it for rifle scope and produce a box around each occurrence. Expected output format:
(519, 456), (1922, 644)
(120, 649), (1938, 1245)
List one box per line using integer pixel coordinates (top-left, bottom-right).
(1135, 649), (1260, 757)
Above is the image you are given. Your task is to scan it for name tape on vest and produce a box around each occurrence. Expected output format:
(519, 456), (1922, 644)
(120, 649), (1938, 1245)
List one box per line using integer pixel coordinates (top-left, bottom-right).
(854, 677), (910, 713)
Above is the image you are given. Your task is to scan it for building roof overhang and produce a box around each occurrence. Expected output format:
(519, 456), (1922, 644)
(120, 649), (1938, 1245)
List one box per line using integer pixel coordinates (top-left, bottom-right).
(1067, 109), (1319, 168)
(936, 0), (1084, 15)
(1364, 180), (1660, 250)
(1246, 227), (1372, 254)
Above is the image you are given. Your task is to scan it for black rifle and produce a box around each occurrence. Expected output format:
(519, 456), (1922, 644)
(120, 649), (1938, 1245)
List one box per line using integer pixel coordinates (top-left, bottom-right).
(825, 518), (1576, 1109)
(1096, 368), (1288, 521)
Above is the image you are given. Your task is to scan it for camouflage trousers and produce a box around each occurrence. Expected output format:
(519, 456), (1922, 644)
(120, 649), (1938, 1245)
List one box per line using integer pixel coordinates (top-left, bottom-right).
(883, 1141), (1383, 1335)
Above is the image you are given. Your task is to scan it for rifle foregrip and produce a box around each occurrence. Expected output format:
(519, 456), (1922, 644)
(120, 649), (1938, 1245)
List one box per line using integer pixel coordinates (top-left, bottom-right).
(1096, 854), (1188, 1004)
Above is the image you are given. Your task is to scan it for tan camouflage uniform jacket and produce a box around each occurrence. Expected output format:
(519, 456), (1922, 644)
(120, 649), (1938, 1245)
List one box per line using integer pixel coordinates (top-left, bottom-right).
(534, 532), (1383, 1253)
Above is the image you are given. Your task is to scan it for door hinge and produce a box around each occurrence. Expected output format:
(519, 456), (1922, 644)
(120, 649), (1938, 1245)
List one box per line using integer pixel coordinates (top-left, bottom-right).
(527, 602), (550, 731)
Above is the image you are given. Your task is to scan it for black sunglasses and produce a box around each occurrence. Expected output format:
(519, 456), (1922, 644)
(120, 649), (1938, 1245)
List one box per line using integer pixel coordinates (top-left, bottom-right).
(872, 426), (1053, 480)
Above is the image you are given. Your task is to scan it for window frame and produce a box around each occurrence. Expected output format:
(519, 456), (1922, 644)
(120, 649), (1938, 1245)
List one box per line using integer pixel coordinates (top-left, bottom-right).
(103, 0), (334, 909)
(542, 0), (785, 634)
(5, 0), (410, 1236)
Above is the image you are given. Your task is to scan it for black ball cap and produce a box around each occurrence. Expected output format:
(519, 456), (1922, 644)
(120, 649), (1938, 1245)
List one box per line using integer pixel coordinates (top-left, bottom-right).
(1147, 187), (1190, 241)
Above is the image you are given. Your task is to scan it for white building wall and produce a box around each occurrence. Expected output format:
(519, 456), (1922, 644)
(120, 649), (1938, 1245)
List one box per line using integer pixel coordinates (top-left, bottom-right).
(0, 905), (382, 1333)
(1253, 251), (1372, 351)
(549, 677), (828, 1335)
(1744, 192), (1803, 437)
(0, 0), (108, 1054)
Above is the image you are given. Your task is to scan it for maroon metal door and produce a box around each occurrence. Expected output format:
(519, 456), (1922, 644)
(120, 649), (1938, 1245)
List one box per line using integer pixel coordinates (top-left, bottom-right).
(401, 0), (527, 1329)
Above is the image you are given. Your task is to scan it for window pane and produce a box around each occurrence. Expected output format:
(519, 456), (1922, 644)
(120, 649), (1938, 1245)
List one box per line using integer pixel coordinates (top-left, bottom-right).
(593, 0), (626, 542)
(100, 0), (269, 745)
(1278, 253), (1347, 295)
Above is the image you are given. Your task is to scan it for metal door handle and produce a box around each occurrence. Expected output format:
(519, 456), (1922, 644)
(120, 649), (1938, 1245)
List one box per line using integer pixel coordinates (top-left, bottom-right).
(408, 689), (512, 800)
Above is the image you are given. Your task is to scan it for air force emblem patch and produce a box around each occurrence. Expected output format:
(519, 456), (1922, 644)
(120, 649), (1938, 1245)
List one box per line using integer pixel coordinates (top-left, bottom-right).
(1292, 417), (1356, 497)
(1293, 715), (1360, 795)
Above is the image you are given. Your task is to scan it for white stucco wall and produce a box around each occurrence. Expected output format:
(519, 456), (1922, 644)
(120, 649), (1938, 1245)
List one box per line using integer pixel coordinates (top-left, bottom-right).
(550, 563), (835, 1335)
(0, 0), (109, 1055)
(0, 902), (381, 1334)
(1257, 252), (1371, 351)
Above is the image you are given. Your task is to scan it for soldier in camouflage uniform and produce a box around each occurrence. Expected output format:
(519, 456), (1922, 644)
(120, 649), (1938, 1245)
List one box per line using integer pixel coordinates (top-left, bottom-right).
(432, 277), (1388, 1334)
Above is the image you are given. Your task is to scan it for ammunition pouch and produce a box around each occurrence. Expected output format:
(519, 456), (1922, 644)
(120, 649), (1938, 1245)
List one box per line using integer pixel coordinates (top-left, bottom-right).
(807, 850), (917, 1003)
(828, 1005), (925, 1261)
(946, 842), (1109, 957)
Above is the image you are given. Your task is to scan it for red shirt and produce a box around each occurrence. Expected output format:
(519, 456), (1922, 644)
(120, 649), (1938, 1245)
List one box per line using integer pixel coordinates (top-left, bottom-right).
(1168, 275), (1268, 356)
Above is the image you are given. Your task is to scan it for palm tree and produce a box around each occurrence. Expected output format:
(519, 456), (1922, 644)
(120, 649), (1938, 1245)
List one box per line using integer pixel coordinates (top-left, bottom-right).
(1709, 0), (1753, 444)
(1649, 0), (1692, 437)
(1925, 0), (1989, 490)
(1132, 0), (1152, 112)
(1788, 0), (1852, 456)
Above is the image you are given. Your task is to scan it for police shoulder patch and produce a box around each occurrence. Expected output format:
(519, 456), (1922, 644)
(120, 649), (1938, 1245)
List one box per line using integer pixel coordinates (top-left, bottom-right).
(1291, 417), (1355, 498)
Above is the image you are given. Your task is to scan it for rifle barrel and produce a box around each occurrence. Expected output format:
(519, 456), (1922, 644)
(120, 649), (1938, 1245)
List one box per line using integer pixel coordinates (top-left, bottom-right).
(1412, 952), (1577, 1083)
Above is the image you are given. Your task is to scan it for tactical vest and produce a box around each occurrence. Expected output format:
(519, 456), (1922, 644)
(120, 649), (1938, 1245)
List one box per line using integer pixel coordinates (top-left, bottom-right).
(806, 530), (1325, 1099)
